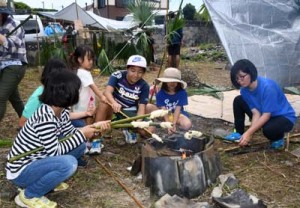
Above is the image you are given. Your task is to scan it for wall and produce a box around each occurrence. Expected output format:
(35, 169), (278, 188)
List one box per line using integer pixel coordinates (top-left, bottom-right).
(152, 20), (220, 53)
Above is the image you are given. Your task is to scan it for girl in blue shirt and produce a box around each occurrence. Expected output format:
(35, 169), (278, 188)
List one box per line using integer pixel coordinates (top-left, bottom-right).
(147, 67), (192, 134)
(229, 59), (296, 149)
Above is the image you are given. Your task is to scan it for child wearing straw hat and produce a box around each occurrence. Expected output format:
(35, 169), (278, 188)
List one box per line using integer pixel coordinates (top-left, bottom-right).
(147, 67), (192, 134)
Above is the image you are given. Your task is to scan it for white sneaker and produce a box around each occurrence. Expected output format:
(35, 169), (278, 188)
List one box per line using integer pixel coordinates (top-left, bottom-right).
(88, 139), (104, 155)
(84, 142), (91, 154)
(122, 129), (137, 144)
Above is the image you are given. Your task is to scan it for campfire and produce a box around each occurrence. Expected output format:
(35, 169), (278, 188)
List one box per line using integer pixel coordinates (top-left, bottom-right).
(141, 133), (222, 198)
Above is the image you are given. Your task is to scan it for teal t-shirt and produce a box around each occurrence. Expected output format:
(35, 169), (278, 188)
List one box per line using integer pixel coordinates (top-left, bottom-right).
(22, 85), (44, 119)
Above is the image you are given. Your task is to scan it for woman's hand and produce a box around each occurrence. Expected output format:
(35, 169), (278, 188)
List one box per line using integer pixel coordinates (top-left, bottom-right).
(80, 125), (99, 139)
(239, 132), (252, 146)
(92, 120), (111, 133)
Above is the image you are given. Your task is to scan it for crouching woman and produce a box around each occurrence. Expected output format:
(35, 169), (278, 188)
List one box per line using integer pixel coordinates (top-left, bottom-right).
(6, 70), (110, 208)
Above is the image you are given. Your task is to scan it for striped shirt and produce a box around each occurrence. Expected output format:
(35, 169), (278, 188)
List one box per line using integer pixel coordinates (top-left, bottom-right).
(6, 104), (86, 180)
(0, 15), (27, 69)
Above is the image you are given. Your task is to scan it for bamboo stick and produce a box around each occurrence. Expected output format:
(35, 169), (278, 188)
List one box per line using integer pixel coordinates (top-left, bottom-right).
(112, 122), (161, 129)
(94, 157), (145, 208)
(110, 113), (151, 125)
(106, 102), (154, 137)
(8, 120), (160, 163)
(8, 135), (73, 163)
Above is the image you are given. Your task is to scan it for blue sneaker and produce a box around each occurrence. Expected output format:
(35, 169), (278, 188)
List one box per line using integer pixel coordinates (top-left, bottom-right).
(122, 129), (137, 144)
(224, 132), (241, 141)
(88, 139), (104, 155)
(271, 139), (284, 150)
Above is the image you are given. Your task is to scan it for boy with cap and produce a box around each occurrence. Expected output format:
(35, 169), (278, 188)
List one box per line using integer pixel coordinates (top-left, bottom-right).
(95, 55), (150, 143)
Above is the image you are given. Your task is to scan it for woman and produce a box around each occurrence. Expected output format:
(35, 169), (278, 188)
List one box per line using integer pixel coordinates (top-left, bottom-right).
(228, 59), (296, 149)
(0, 0), (27, 121)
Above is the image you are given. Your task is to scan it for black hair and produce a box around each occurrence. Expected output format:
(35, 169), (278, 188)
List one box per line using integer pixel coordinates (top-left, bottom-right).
(127, 65), (147, 73)
(161, 82), (182, 92)
(69, 45), (95, 71)
(39, 70), (81, 108)
(40, 58), (68, 85)
(168, 11), (175, 19)
(230, 59), (258, 89)
(0, 13), (8, 26)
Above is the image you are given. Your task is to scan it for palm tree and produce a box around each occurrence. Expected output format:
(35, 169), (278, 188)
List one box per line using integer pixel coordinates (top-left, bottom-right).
(199, 3), (211, 23)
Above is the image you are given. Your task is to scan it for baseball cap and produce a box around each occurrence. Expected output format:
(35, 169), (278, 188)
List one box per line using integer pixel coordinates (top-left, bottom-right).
(127, 55), (147, 69)
(156, 67), (187, 89)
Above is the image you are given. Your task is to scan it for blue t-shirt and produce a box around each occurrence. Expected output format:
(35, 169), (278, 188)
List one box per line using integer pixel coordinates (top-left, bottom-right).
(156, 88), (189, 117)
(241, 76), (296, 124)
(108, 70), (149, 108)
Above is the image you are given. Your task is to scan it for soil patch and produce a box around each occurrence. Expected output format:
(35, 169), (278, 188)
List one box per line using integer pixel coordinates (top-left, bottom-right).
(0, 61), (300, 207)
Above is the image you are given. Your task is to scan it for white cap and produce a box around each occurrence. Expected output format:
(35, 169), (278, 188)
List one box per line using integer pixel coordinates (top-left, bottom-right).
(127, 55), (147, 69)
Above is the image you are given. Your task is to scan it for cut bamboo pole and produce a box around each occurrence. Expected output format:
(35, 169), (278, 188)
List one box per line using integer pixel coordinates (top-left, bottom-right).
(94, 157), (145, 208)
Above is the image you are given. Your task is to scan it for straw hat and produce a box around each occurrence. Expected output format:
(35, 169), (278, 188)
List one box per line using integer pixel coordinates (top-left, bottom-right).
(0, 0), (11, 15)
(156, 67), (187, 89)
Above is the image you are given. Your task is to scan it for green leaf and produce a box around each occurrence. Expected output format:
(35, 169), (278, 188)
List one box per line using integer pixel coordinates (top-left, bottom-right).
(98, 49), (115, 76)
(127, 0), (156, 28)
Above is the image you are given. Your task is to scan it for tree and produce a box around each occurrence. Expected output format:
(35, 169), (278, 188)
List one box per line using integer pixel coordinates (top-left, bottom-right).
(183, 3), (196, 20)
(14, 2), (31, 10)
(198, 4), (211, 23)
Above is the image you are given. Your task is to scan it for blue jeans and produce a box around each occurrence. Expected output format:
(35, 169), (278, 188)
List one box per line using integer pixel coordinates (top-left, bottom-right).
(12, 143), (86, 198)
(71, 119), (85, 128)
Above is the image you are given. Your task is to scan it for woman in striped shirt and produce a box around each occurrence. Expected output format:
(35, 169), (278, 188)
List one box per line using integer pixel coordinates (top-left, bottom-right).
(6, 69), (110, 208)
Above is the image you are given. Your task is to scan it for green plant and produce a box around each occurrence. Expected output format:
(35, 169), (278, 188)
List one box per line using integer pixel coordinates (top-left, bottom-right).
(165, 0), (185, 44)
(98, 49), (115, 76)
(199, 3), (211, 23)
(199, 43), (214, 50)
(127, 0), (156, 28)
(39, 35), (67, 65)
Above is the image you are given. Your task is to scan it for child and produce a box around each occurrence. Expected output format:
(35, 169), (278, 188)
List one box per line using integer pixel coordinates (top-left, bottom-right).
(147, 67), (192, 134)
(6, 70), (110, 208)
(69, 45), (107, 154)
(18, 58), (94, 128)
(95, 55), (150, 143)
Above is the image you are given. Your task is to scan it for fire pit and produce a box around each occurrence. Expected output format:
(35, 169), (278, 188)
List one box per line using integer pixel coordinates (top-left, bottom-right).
(141, 133), (222, 198)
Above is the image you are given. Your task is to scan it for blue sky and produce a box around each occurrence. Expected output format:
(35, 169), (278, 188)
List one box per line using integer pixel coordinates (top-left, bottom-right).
(15, 0), (203, 12)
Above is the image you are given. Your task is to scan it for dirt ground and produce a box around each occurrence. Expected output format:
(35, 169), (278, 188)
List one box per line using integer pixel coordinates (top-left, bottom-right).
(0, 58), (300, 208)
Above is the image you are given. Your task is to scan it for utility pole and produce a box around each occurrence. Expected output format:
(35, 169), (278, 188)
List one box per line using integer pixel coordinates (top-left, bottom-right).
(42, 1), (45, 10)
